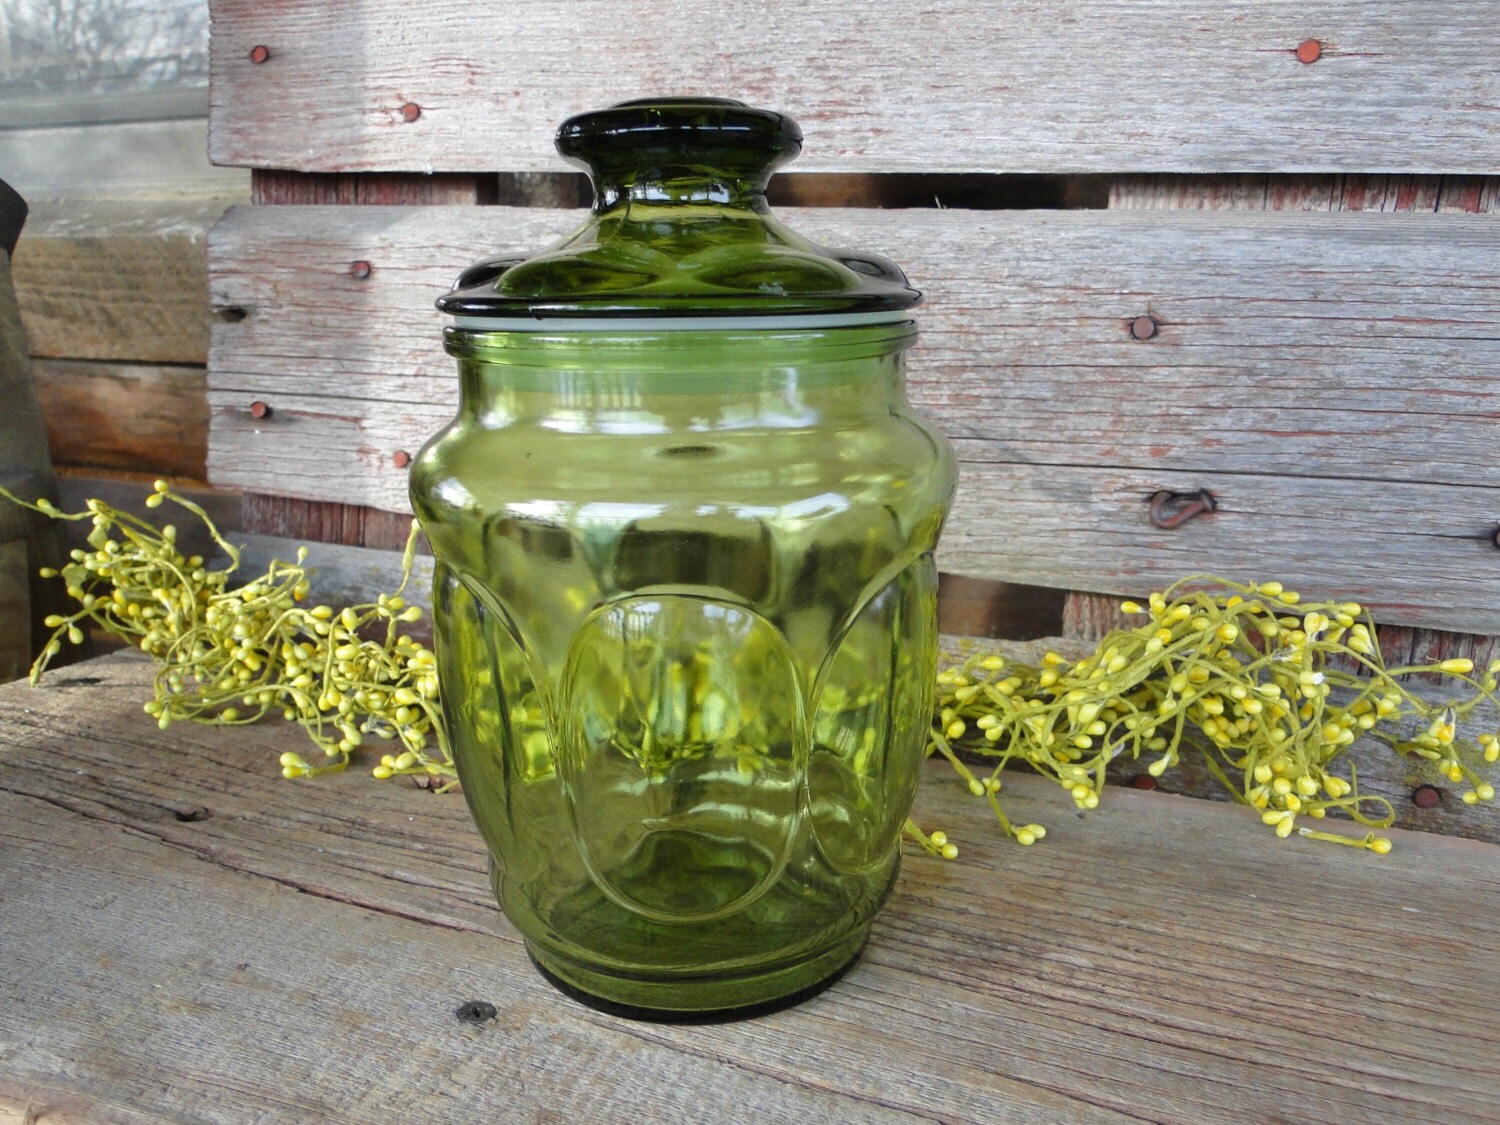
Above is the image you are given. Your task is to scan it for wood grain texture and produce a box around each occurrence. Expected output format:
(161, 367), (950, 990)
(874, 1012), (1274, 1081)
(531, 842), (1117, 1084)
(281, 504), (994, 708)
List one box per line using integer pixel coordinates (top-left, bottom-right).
(1110, 173), (1500, 212)
(937, 574), (1065, 641)
(239, 492), (421, 552)
(33, 360), (208, 480)
(207, 0), (1500, 175)
(12, 198), (233, 365)
(2, 650), (1497, 1124)
(207, 203), (1500, 630)
(1073, 169), (1500, 651)
(249, 170), (497, 205)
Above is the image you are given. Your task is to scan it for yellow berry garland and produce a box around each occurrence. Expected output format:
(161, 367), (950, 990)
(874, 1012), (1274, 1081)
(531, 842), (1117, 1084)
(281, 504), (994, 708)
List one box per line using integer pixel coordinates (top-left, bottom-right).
(912, 579), (1500, 859)
(3, 481), (453, 788)
(5, 484), (1498, 857)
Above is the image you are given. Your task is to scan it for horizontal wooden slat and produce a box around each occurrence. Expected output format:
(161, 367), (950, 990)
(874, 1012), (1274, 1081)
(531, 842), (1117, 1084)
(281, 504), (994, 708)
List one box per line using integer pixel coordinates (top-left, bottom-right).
(238, 492), (417, 552)
(34, 360), (208, 480)
(207, 204), (1500, 629)
(12, 198), (236, 365)
(1110, 173), (1500, 213)
(208, 0), (1500, 176)
(249, 170), (497, 206)
(946, 463), (1500, 634)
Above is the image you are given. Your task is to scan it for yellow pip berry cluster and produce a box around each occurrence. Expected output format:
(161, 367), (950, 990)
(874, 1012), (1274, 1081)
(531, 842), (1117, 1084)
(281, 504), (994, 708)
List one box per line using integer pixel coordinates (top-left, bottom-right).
(928, 576), (1500, 854)
(2, 482), (453, 787)
(10, 484), (1497, 862)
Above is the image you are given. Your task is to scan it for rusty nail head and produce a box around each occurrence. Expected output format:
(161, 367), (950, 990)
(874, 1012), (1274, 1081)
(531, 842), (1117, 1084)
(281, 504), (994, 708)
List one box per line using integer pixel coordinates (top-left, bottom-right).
(1412, 784), (1442, 809)
(1131, 774), (1158, 791)
(1296, 39), (1322, 63)
(249, 45), (270, 64)
(350, 260), (373, 279)
(401, 102), (422, 122)
(249, 401), (272, 419)
(1130, 315), (1159, 341)
(392, 450), (413, 468)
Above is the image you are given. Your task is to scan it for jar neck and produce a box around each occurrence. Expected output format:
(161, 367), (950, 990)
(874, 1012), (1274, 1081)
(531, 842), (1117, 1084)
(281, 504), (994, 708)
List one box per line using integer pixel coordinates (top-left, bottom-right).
(593, 172), (772, 212)
(444, 323), (916, 431)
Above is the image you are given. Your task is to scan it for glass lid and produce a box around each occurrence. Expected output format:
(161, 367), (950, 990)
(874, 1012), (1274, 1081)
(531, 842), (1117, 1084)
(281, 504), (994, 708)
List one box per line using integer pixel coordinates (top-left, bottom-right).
(438, 97), (921, 326)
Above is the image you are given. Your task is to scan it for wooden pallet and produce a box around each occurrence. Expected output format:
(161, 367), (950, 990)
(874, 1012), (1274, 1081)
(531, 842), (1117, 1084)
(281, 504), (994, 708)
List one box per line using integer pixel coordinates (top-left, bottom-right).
(199, 0), (1500, 634)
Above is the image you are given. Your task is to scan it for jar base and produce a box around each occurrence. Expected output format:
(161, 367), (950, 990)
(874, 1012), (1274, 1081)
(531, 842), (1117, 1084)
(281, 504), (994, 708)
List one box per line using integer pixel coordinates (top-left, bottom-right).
(525, 932), (868, 1023)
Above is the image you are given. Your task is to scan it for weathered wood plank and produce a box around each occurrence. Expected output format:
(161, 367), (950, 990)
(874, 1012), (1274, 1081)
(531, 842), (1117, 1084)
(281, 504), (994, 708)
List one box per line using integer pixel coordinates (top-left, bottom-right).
(1079, 171), (1499, 649)
(249, 170), (497, 205)
(206, 206), (1500, 491)
(937, 574), (1065, 641)
(238, 492), (417, 552)
(2, 650), (1497, 1123)
(1109, 173), (1499, 212)
(33, 360), (208, 480)
(207, 204), (1500, 630)
(945, 461), (1500, 632)
(12, 197), (235, 365)
(208, 0), (1500, 176)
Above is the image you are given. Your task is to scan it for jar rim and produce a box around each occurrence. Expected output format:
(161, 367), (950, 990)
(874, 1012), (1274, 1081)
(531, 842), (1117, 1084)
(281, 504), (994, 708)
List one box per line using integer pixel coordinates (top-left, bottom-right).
(447, 310), (914, 333)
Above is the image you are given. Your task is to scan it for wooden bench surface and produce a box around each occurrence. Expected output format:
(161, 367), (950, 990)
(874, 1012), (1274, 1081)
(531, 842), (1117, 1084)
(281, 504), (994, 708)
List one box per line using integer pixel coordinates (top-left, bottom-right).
(3, 650), (1497, 1124)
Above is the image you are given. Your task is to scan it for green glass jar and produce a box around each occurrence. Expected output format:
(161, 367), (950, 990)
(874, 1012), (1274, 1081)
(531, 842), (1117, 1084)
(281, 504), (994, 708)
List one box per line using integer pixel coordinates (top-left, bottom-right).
(410, 99), (955, 1018)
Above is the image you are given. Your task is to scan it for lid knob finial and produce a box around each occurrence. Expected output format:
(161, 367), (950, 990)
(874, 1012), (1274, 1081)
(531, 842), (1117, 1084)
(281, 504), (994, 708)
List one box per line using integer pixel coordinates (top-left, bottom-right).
(556, 98), (802, 204)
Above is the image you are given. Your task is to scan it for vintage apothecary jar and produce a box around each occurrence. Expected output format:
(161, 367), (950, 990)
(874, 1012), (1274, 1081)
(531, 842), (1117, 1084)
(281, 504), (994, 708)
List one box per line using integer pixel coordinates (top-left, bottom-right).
(410, 98), (956, 1018)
